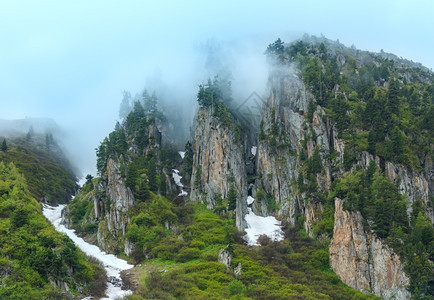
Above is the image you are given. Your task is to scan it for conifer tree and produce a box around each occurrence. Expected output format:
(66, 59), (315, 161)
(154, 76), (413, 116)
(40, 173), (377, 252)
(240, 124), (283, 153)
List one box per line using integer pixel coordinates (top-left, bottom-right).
(126, 163), (138, 190)
(1, 139), (7, 152)
(227, 185), (237, 211)
(147, 158), (158, 192)
(387, 78), (400, 115)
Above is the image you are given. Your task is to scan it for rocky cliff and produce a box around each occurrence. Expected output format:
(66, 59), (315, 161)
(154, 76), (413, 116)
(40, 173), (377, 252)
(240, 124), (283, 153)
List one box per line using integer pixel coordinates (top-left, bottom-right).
(190, 106), (249, 230)
(254, 66), (334, 230)
(187, 54), (432, 298)
(62, 37), (433, 299)
(330, 198), (410, 300)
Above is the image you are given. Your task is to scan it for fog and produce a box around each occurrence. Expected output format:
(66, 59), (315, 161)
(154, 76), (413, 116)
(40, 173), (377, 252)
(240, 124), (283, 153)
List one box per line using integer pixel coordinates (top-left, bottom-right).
(1, 1), (433, 180)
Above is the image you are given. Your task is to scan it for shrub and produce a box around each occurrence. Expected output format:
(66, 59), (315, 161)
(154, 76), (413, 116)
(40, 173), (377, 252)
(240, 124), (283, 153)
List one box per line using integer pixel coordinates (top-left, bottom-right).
(176, 247), (201, 262)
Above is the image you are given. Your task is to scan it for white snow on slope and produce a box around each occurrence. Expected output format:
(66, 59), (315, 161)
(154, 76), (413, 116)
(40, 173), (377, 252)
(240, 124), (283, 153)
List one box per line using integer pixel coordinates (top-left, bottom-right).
(247, 196), (255, 205)
(179, 151), (186, 159)
(43, 204), (133, 300)
(251, 146), (257, 156)
(172, 169), (183, 187)
(243, 205), (283, 246)
(172, 169), (187, 196)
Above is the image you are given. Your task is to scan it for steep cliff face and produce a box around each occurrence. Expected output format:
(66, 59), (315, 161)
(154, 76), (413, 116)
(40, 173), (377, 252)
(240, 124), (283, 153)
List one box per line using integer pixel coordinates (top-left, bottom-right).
(94, 157), (136, 252)
(358, 151), (433, 222)
(62, 108), (184, 253)
(330, 198), (410, 300)
(190, 107), (249, 230)
(384, 161), (433, 222)
(255, 67), (338, 233)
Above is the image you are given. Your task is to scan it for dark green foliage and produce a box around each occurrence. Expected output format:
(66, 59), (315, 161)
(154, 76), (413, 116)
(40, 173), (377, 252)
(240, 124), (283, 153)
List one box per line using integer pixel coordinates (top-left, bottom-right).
(147, 157), (158, 192)
(227, 184), (237, 211)
(159, 145), (181, 169)
(387, 78), (400, 115)
(297, 172), (305, 191)
(0, 162), (105, 298)
(307, 147), (322, 175)
(282, 39), (432, 170)
(134, 180), (150, 202)
(306, 99), (315, 123)
(0, 142), (77, 204)
(1, 139), (7, 152)
(83, 175), (94, 192)
(329, 95), (350, 136)
(126, 163), (138, 190)
(332, 165), (409, 237)
(332, 165), (433, 297)
(258, 120), (266, 141)
(96, 138), (108, 175)
(197, 77), (232, 108)
(194, 166), (202, 190)
(404, 212), (434, 298)
(371, 175), (409, 238)
(182, 141), (193, 181)
(265, 38), (284, 59)
(385, 126), (405, 163)
(196, 77), (236, 129)
(343, 146), (356, 171)
(133, 200), (377, 300)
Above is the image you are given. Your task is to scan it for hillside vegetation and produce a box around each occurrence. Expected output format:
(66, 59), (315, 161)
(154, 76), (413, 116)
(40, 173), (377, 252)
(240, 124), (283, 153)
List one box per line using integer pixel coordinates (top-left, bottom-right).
(0, 135), (78, 204)
(0, 161), (105, 299)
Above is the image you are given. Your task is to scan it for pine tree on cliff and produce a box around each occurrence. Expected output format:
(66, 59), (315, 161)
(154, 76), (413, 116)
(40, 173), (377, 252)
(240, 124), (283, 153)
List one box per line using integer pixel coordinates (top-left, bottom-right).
(227, 185), (237, 211)
(183, 141), (193, 181)
(135, 179), (150, 202)
(387, 77), (400, 115)
(265, 38), (284, 61)
(126, 163), (138, 190)
(147, 158), (158, 192)
(119, 90), (132, 120)
(1, 139), (7, 152)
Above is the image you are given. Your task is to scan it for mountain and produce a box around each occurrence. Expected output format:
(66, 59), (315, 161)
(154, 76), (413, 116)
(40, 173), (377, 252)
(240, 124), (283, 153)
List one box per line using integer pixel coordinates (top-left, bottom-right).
(0, 134), (105, 299)
(0, 132), (79, 204)
(63, 36), (433, 299)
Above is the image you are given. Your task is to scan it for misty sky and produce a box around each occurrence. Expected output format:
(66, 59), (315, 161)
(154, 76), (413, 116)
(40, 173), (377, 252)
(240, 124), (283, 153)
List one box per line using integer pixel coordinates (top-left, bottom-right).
(1, 0), (433, 179)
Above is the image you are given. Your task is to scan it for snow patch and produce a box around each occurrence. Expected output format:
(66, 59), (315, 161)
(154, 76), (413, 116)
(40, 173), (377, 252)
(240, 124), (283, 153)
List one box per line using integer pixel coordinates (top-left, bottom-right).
(178, 190), (188, 196)
(251, 146), (257, 156)
(247, 196), (255, 205)
(243, 207), (283, 246)
(172, 169), (183, 187)
(172, 169), (188, 196)
(42, 204), (133, 300)
(179, 151), (186, 159)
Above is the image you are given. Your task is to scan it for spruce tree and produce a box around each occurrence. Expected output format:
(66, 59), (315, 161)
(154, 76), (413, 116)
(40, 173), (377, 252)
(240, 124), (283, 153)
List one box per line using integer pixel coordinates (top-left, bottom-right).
(387, 78), (400, 115)
(1, 139), (7, 152)
(134, 180), (150, 202)
(227, 185), (237, 211)
(126, 163), (138, 190)
(147, 158), (158, 192)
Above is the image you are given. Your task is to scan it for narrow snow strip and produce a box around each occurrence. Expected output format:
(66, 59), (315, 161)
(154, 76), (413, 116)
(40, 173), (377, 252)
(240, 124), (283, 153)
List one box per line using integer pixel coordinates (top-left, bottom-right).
(178, 190), (188, 196)
(42, 204), (133, 300)
(243, 207), (283, 246)
(172, 169), (183, 187)
(172, 169), (188, 196)
(251, 146), (257, 156)
(179, 151), (186, 159)
(247, 196), (255, 205)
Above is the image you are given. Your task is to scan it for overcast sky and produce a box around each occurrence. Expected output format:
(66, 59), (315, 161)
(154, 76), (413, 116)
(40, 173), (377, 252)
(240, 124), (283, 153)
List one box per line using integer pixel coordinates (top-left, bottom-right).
(1, 0), (433, 178)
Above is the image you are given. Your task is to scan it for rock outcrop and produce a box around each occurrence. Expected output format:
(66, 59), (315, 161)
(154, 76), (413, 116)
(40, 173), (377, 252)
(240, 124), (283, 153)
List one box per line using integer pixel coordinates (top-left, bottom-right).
(330, 198), (410, 300)
(255, 66), (337, 233)
(190, 107), (249, 230)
